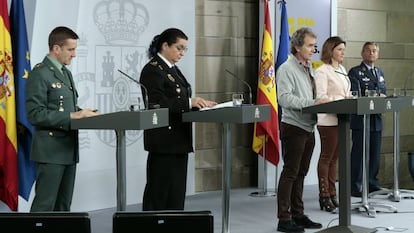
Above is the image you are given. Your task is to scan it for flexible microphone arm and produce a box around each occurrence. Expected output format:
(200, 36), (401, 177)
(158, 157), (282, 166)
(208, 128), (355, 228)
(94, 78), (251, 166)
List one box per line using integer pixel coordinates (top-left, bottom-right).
(338, 70), (362, 97)
(117, 69), (149, 110)
(225, 69), (252, 104)
(347, 74), (362, 97)
(403, 72), (412, 96)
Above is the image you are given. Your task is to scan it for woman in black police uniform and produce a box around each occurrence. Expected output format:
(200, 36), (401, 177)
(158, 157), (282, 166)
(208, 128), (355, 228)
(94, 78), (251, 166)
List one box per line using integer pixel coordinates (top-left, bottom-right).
(139, 28), (216, 210)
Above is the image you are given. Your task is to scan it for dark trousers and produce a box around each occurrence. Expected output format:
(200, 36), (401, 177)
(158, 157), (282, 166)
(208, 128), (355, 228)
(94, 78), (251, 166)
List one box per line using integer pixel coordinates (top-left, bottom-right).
(317, 126), (339, 197)
(30, 163), (76, 212)
(277, 123), (315, 220)
(350, 129), (382, 192)
(142, 152), (188, 211)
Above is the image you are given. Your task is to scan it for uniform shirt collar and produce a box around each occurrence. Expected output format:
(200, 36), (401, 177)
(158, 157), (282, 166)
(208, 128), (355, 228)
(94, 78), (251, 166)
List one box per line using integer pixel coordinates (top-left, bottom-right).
(46, 55), (65, 74)
(157, 53), (174, 68)
(363, 62), (374, 70)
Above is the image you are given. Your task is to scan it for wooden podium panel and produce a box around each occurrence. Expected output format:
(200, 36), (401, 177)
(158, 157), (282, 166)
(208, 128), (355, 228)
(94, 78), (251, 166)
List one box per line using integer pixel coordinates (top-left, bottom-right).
(303, 97), (389, 233)
(183, 104), (270, 233)
(183, 104), (270, 123)
(71, 109), (168, 130)
(302, 97), (386, 115)
(71, 109), (168, 211)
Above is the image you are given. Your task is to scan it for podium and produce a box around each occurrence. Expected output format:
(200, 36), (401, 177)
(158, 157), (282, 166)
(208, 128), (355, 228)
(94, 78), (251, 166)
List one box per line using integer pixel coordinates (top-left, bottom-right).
(71, 109), (169, 211)
(183, 104), (270, 233)
(303, 97), (387, 232)
(369, 96), (414, 201)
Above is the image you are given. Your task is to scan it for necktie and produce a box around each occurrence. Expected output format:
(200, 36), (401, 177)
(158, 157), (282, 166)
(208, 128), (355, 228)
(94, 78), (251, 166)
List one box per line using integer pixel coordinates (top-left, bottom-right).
(62, 66), (69, 80)
(370, 68), (377, 78)
(171, 65), (191, 97)
(62, 66), (74, 89)
(171, 65), (179, 76)
(171, 66), (184, 82)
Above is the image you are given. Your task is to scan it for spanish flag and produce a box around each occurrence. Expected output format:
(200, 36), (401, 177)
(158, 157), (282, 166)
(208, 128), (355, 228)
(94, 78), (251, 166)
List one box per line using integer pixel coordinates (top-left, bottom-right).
(252, 0), (280, 166)
(0, 0), (18, 211)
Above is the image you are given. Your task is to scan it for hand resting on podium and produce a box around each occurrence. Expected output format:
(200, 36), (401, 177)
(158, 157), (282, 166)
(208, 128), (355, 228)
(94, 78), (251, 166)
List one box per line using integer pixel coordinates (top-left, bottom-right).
(70, 108), (99, 119)
(314, 97), (331, 105)
(191, 97), (217, 109)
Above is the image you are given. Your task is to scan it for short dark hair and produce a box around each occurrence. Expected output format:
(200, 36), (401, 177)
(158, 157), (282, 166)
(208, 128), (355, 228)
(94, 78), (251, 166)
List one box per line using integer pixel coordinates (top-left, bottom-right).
(48, 26), (79, 51)
(320, 36), (346, 64)
(362, 41), (379, 52)
(290, 27), (316, 55)
(147, 28), (188, 58)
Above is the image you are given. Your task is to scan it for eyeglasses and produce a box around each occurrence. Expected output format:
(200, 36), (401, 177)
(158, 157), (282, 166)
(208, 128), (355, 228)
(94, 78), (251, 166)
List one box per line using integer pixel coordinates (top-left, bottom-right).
(174, 45), (188, 52)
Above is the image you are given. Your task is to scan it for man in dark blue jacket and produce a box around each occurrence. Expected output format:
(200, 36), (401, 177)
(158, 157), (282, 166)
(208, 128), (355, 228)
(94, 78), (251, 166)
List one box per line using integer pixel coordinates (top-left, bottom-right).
(348, 42), (387, 197)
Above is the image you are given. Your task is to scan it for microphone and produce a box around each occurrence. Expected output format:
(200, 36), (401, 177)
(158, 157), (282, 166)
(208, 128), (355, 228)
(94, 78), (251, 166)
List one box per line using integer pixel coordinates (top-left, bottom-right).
(349, 75), (362, 97)
(117, 69), (149, 110)
(403, 73), (411, 96)
(225, 69), (253, 104)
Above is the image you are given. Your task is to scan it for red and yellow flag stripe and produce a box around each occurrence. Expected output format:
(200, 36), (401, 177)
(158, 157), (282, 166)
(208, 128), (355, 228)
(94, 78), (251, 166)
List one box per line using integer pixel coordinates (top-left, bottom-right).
(0, 0), (18, 211)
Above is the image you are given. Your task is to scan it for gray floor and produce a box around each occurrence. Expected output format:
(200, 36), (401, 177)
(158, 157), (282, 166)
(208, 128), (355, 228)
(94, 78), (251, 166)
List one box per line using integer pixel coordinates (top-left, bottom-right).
(89, 185), (414, 233)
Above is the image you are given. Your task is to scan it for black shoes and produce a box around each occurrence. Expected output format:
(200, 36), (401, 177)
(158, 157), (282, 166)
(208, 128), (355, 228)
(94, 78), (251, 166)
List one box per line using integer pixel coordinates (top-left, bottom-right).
(369, 187), (383, 193)
(277, 216), (322, 232)
(277, 220), (304, 233)
(319, 197), (336, 212)
(351, 187), (384, 197)
(293, 215), (323, 229)
(351, 191), (362, 197)
(330, 195), (339, 208)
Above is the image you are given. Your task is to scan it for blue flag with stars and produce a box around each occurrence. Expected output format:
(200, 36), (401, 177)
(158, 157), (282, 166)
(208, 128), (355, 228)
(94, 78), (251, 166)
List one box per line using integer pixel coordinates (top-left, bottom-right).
(10, 0), (36, 201)
(275, 0), (289, 70)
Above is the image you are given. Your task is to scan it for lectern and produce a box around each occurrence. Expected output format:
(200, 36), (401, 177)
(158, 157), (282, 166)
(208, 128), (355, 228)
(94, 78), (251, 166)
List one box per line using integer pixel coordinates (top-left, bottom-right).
(183, 104), (270, 233)
(369, 96), (414, 201)
(71, 109), (168, 211)
(303, 97), (388, 233)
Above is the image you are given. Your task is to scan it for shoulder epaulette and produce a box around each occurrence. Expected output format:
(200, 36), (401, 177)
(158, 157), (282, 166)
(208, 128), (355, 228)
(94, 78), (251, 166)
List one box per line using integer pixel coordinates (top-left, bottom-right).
(34, 63), (44, 68)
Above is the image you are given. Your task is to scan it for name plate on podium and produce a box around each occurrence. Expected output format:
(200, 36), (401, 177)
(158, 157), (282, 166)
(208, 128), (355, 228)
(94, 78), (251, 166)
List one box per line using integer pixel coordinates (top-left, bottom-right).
(71, 108), (168, 130)
(182, 104), (270, 123)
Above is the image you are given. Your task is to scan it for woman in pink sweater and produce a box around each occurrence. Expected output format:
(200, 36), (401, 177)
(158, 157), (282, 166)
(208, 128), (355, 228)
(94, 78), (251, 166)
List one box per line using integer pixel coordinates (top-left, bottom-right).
(314, 36), (350, 212)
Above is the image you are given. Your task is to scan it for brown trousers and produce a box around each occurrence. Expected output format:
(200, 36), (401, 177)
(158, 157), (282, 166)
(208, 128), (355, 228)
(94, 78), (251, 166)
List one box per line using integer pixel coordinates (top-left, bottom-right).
(277, 123), (315, 220)
(317, 126), (339, 197)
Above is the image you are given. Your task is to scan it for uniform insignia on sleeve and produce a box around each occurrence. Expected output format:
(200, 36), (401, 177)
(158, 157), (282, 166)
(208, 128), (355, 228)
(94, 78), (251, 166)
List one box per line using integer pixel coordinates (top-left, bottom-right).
(150, 61), (157, 66)
(167, 74), (175, 82)
(158, 65), (164, 70)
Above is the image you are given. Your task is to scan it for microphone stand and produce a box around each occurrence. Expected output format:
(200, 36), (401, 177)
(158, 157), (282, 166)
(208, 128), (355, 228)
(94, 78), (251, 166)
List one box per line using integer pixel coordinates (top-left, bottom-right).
(117, 69), (148, 110)
(225, 69), (253, 105)
(224, 70), (274, 197)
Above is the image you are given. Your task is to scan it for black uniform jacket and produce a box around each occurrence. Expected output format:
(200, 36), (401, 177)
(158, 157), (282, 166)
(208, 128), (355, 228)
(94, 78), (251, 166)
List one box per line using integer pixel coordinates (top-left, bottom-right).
(139, 55), (194, 154)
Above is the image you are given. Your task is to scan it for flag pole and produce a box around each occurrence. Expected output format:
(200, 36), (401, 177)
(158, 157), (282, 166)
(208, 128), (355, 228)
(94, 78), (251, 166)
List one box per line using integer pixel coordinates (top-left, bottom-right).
(250, 135), (276, 197)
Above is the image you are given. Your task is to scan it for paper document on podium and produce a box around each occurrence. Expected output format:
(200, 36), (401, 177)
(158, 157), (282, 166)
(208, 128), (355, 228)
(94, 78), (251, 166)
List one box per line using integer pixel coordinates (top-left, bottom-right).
(200, 101), (233, 111)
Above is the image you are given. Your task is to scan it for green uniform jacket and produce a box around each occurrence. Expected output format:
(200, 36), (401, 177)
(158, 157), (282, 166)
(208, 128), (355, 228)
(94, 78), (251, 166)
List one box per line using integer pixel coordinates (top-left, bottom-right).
(26, 57), (80, 165)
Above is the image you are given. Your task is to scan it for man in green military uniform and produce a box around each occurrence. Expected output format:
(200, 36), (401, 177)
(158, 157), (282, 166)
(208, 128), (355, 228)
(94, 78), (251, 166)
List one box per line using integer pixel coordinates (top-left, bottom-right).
(26, 26), (98, 211)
